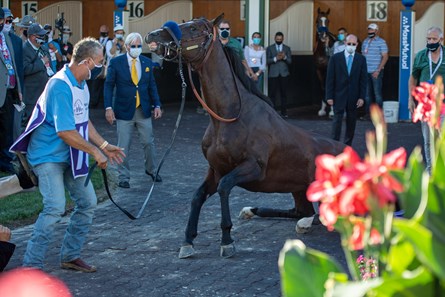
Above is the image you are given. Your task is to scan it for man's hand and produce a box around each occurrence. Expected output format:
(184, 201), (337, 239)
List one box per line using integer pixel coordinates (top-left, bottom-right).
(105, 109), (116, 125)
(0, 225), (11, 242)
(92, 148), (108, 169)
(408, 97), (416, 114)
(102, 144), (125, 165)
(327, 99), (334, 106)
(372, 70), (380, 79)
(357, 99), (364, 108)
(153, 107), (162, 119)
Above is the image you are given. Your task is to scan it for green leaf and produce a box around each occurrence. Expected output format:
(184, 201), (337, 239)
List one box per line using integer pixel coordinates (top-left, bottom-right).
(279, 239), (344, 297)
(330, 278), (382, 297)
(394, 219), (445, 281)
(368, 267), (436, 297)
(386, 233), (417, 275)
(393, 147), (424, 219)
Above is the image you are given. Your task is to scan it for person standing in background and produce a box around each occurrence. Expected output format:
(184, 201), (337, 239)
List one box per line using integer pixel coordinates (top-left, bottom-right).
(266, 32), (292, 118)
(244, 32), (266, 89)
(106, 24), (126, 60)
(22, 23), (53, 128)
(361, 23), (388, 120)
(104, 32), (162, 188)
(408, 26), (445, 174)
(332, 27), (348, 54)
(59, 25), (74, 67)
(14, 15), (35, 44)
(326, 34), (367, 146)
(88, 25), (109, 108)
(43, 24), (62, 74)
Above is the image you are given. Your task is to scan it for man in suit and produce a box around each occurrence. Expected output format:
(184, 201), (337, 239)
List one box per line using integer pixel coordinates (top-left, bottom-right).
(266, 32), (292, 118)
(326, 34), (367, 146)
(0, 8), (24, 173)
(22, 23), (53, 128)
(104, 32), (163, 188)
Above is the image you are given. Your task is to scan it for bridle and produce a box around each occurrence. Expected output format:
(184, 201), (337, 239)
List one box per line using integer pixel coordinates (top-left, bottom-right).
(152, 19), (240, 123)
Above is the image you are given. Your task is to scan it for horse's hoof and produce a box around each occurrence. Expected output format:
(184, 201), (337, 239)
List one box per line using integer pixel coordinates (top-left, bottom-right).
(220, 243), (236, 258)
(239, 207), (255, 219)
(318, 110), (326, 116)
(179, 245), (195, 259)
(296, 216), (315, 234)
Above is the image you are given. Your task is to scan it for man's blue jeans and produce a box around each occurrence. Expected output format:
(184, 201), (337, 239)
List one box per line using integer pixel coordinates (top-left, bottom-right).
(23, 162), (97, 268)
(365, 71), (384, 113)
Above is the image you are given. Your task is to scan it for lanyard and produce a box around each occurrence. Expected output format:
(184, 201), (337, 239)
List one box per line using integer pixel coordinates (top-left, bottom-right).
(429, 46), (443, 80)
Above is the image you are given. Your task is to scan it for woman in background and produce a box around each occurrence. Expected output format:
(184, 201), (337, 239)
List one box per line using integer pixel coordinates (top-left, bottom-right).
(244, 32), (266, 90)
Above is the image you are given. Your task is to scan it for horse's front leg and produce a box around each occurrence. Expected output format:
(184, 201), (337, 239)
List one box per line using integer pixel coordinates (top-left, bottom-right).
(217, 159), (262, 258)
(179, 168), (217, 259)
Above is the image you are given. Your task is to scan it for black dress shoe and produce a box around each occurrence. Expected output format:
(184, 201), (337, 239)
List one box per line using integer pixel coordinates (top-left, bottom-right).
(118, 181), (130, 188)
(145, 171), (162, 182)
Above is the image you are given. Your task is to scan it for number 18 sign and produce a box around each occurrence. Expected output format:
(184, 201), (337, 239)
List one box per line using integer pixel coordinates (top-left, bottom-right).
(367, 0), (388, 22)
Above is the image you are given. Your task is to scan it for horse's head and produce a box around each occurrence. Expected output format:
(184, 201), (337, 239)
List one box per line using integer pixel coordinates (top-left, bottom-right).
(316, 8), (330, 41)
(145, 14), (223, 65)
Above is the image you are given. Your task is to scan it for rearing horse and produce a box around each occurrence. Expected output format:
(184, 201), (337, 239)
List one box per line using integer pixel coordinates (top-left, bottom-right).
(314, 8), (336, 117)
(146, 15), (346, 258)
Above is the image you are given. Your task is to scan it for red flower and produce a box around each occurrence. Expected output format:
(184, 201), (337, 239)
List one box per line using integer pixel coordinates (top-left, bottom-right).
(349, 219), (381, 251)
(412, 82), (445, 130)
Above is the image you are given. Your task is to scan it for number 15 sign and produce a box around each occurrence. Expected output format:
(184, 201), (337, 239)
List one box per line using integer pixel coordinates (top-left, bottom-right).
(367, 0), (388, 22)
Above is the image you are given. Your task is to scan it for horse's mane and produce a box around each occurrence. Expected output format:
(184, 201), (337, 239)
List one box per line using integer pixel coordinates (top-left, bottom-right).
(222, 46), (274, 107)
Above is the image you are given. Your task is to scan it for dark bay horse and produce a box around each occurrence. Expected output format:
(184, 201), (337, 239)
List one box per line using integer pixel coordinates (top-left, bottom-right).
(146, 15), (346, 258)
(314, 8), (336, 117)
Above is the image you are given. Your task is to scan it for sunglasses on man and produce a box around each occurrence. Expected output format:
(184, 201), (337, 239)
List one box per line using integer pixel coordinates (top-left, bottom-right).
(130, 45), (142, 48)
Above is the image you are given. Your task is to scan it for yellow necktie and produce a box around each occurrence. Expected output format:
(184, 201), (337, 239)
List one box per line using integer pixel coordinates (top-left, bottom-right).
(131, 58), (140, 108)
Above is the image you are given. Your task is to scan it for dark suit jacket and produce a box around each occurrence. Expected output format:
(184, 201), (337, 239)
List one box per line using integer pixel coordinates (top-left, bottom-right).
(266, 43), (292, 78)
(104, 54), (161, 120)
(23, 41), (51, 106)
(0, 33), (24, 107)
(0, 241), (15, 272)
(325, 51), (367, 110)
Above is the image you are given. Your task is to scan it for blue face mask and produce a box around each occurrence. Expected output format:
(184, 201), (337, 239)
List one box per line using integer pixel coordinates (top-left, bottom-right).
(337, 33), (345, 41)
(253, 38), (261, 45)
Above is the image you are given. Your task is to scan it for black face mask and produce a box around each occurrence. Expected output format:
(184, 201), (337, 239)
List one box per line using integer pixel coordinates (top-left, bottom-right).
(426, 42), (440, 52)
(368, 32), (376, 38)
(100, 32), (108, 37)
(23, 29), (28, 37)
(275, 41), (283, 45)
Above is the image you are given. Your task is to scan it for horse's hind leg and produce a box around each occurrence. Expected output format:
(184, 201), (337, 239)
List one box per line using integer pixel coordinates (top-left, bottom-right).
(179, 168), (217, 259)
(240, 190), (315, 219)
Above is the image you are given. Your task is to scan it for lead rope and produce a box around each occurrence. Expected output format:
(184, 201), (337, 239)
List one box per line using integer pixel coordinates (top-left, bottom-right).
(85, 55), (187, 220)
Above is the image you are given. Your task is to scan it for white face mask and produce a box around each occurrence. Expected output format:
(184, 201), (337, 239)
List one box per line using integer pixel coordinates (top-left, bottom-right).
(116, 34), (124, 40)
(346, 45), (356, 54)
(62, 34), (70, 44)
(47, 31), (53, 42)
(3, 23), (12, 33)
(129, 47), (142, 58)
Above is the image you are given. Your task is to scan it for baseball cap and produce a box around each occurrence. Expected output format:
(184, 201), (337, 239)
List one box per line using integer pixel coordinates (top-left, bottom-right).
(368, 23), (379, 30)
(16, 15), (35, 28)
(2, 7), (13, 18)
(114, 24), (124, 32)
(28, 23), (48, 36)
(43, 24), (52, 31)
(62, 25), (72, 34)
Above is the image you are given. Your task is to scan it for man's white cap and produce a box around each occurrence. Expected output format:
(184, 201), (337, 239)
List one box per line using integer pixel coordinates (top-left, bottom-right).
(114, 24), (124, 32)
(368, 23), (379, 30)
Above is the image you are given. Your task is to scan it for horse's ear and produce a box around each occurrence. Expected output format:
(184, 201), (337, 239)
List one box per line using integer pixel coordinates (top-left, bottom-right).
(326, 8), (330, 15)
(213, 13), (225, 27)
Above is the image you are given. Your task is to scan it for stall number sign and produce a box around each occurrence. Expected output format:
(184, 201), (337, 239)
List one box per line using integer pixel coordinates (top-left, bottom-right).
(128, 1), (144, 19)
(367, 0), (387, 22)
(22, 1), (38, 16)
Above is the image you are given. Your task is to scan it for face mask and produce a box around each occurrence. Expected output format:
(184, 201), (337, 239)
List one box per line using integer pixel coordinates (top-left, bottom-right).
(3, 23), (11, 33)
(129, 47), (142, 58)
(368, 32), (376, 38)
(275, 40), (283, 45)
(47, 31), (53, 42)
(80, 58), (103, 80)
(346, 45), (356, 54)
(253, 38), (261, 45)
(337, 33), (345, 41)
(36, 37), (45, 45)
(116, 34), (124, 40)
(426, 42), (440, 52)
(219, 29), (230, 39)
(62, 34), (69, 44)
(100, 32), (108, 37)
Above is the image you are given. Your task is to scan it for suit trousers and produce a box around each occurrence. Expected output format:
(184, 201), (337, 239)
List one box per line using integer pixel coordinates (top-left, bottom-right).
(269, 75), (289, 115)
(116, 107), (157, 183)
(331, 107), (357, 146)
(0, 88), (18, 172)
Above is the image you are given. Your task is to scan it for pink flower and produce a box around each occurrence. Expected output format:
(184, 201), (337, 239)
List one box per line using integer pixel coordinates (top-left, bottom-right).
(412, 82), (445, 130)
